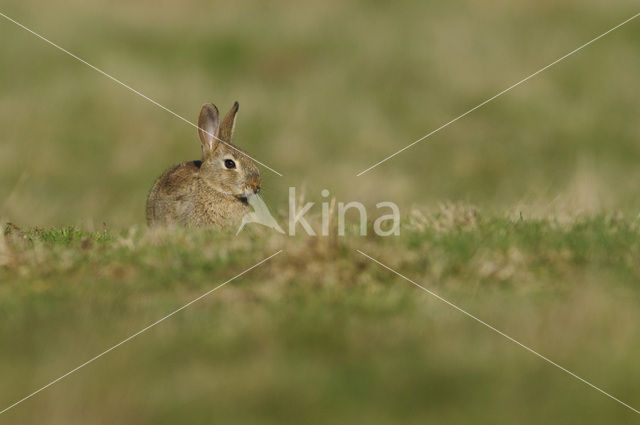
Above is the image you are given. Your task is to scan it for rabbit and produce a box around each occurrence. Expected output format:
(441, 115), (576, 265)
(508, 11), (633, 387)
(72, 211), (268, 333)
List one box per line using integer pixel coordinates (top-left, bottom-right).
(146, 102), (261, 228)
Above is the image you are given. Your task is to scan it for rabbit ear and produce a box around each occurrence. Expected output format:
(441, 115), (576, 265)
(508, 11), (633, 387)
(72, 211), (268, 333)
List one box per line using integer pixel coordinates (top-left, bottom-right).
(218, 101), (239, 143)
(198, 103), (220, 154)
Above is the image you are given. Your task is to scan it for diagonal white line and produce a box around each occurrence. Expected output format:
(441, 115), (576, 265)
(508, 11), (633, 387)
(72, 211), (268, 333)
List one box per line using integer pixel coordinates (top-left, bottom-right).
(0, 250), (282, 416)
(0, 11), (283, 177)
(356, 11), (640, 176)
(356, 249), (640, 415)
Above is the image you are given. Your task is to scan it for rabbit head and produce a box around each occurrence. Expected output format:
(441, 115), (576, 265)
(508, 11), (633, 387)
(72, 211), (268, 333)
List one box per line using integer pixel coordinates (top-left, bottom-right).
(197, 102), (261, 199)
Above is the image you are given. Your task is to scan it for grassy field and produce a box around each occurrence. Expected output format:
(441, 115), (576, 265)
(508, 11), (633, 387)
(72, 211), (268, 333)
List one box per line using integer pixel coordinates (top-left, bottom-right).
(1, 0), (640, 423)
(1, 209), (640, 424)
(1, 0), (640, 225)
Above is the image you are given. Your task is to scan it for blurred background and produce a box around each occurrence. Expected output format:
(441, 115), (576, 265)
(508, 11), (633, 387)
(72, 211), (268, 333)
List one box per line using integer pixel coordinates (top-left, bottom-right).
(2, 2), (640, 424)
(1, 0), (640, 227)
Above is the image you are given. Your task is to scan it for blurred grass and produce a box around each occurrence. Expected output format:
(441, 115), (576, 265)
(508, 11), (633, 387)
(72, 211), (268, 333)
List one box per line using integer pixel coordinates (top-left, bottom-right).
(1, 0), (639, 226)
(1, 208), (640, 424)
(1, 0), (640, 423)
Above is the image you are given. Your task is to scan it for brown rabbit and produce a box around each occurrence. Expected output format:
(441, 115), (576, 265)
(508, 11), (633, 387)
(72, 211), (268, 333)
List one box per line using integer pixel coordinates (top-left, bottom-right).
(146, 102), (261, 227)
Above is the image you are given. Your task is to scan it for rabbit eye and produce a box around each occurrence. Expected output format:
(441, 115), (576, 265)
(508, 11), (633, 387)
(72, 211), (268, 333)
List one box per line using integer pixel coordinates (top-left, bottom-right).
(224, 159), (236, 169)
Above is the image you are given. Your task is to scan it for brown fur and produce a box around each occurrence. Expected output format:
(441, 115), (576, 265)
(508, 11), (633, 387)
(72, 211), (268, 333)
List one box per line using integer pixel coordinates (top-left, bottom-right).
(146, 102), (260, 227)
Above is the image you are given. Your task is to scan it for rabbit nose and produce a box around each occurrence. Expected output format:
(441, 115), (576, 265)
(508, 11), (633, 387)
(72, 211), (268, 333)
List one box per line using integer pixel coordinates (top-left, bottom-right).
(249, 177), (261, 193)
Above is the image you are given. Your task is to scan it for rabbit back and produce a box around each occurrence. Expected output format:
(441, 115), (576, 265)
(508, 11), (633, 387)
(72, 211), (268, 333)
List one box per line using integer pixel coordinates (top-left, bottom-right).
(146, 160), (200, 226)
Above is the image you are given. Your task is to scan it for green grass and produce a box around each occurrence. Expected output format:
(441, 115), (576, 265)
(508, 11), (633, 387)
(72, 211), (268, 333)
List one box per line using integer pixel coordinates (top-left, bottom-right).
(2, 208), (640, 424)
(2, 0), (640, 422)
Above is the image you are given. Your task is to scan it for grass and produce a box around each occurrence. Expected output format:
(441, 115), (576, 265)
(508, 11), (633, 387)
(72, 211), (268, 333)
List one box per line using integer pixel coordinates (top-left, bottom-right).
(1, 0), (640, 422)
(1, 207), (640, 424)
(2, 0), (640, 225)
